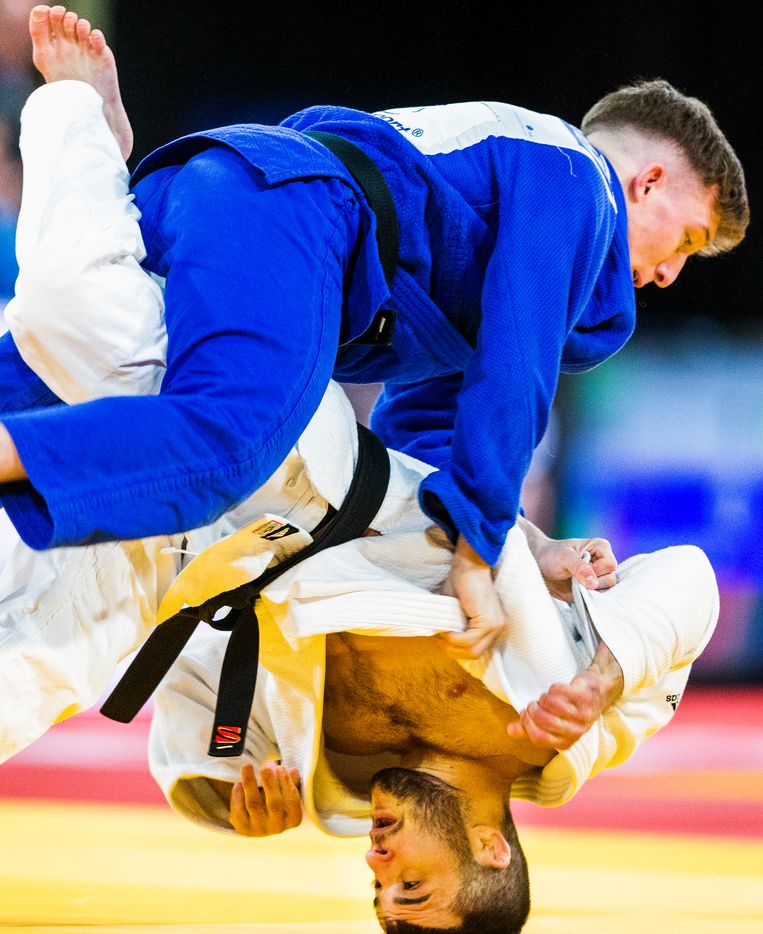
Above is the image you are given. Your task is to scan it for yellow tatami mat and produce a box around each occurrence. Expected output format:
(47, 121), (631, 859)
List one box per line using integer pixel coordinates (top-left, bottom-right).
(1, 798), (761, 933)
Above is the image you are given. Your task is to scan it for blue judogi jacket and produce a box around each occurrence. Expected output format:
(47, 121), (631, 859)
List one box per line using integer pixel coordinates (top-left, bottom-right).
(0, 101), (634, 564)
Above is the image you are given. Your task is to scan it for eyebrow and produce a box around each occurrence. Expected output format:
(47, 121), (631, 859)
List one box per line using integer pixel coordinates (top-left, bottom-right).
(394, 894), (431, 905)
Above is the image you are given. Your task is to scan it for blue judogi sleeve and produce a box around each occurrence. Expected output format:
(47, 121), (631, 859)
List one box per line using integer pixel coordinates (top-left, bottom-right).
(371, 372), (462, 470)
(376, 140), (633, 564)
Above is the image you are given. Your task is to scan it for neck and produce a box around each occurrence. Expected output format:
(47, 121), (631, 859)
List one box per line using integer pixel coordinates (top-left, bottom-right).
(399, 748), (512, 822)
(585, 127), (634, 187)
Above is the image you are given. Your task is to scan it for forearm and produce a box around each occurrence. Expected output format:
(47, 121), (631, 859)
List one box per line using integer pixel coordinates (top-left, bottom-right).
(506, 640), (624, 751)
(587, 640), (624, 714)
(516, 514), (550, 555)
(519, 519), (623, 696)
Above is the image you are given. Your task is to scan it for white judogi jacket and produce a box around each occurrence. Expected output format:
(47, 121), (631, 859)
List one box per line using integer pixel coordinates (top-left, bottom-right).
(0, 82), (718, 837)
(148, 385), (719, 837)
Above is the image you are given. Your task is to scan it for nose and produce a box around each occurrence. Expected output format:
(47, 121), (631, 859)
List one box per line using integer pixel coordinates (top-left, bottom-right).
(654, 253), (687, 288)
(366, 845), (394, 870)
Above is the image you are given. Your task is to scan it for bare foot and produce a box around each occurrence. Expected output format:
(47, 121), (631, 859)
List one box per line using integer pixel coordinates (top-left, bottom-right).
(29, 5), (133, 160)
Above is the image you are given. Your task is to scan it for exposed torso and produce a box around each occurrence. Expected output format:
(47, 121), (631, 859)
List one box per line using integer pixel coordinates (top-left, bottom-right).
(322, 633), (553, 770)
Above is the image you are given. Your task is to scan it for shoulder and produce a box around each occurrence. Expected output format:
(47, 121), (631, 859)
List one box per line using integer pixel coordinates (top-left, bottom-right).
(372, 101), (594, 163)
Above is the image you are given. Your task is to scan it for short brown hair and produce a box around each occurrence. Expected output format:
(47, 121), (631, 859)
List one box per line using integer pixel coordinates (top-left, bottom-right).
(581, 78), (749, 256)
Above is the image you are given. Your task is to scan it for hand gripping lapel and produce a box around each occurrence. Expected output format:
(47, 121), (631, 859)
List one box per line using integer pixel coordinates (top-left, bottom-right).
(100, 423), (391, 758)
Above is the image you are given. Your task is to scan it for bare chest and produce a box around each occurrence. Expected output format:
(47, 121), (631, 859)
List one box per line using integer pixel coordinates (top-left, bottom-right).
(322, 633), (550, 766)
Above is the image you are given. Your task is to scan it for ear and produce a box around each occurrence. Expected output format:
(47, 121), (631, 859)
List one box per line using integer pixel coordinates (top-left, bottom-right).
(632, 163), (667, 201)
(467, 825), (512, 869)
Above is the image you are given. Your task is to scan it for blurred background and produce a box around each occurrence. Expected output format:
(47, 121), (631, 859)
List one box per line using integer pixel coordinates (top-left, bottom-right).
(0, 0), (760, 689)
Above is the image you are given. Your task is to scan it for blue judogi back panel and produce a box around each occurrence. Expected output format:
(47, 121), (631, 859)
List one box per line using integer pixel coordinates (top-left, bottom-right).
(0, 102), (634, 562)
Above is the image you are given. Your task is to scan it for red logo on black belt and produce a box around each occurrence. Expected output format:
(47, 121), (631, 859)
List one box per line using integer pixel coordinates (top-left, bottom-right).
(214, 725), (242, 746)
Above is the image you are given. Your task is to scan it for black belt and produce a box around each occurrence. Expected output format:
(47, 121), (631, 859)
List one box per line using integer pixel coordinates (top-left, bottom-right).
(100, 422), (390, 758)
(304, 130), (398, 347)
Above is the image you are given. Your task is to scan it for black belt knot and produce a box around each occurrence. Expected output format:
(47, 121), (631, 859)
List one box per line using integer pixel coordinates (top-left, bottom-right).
(100, 423), (390, 758)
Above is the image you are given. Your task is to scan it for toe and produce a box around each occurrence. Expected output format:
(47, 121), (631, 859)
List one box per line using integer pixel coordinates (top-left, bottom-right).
(63, 10), (77, 41)
(49, 5), (66, 38)
(89, 28), (106, 54)
(29, 5), (53, 41)
(75, 17), (91, 43)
